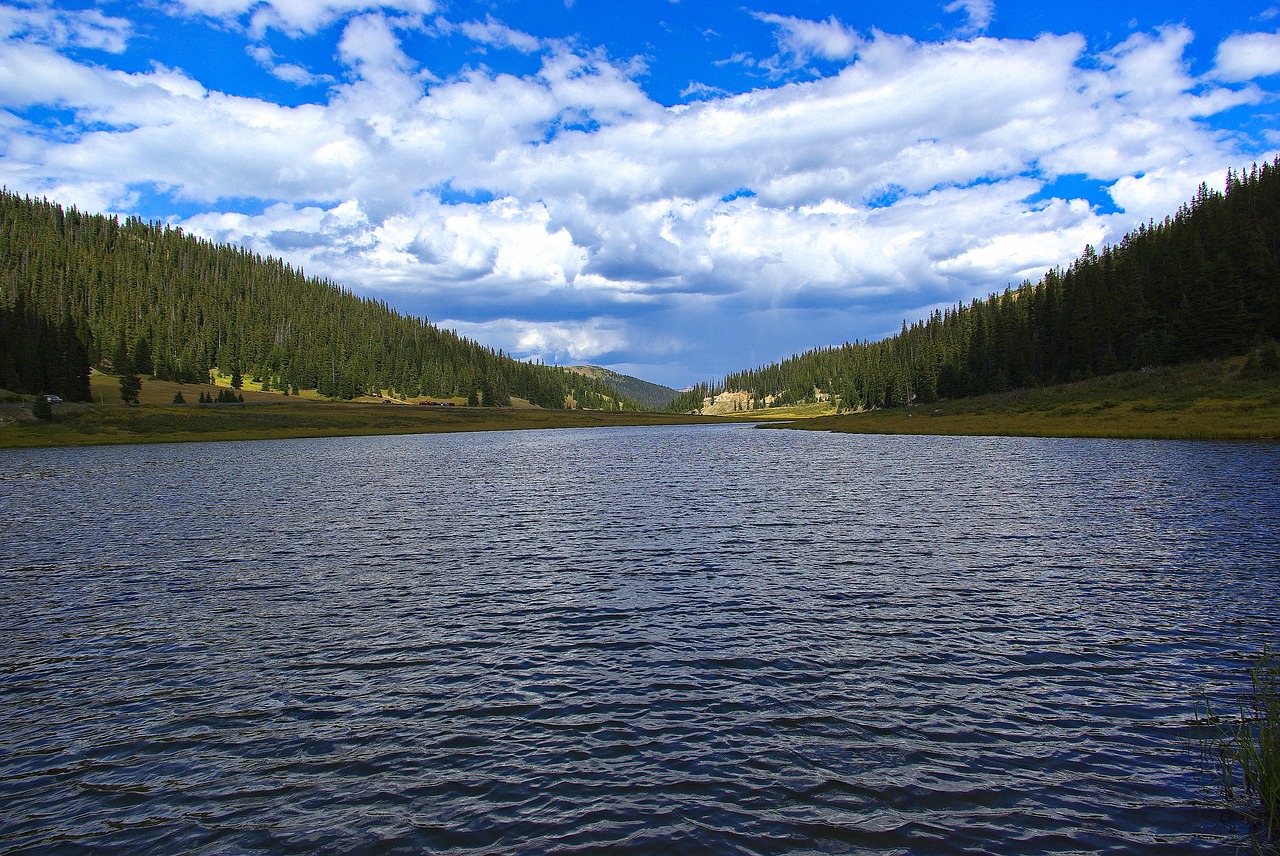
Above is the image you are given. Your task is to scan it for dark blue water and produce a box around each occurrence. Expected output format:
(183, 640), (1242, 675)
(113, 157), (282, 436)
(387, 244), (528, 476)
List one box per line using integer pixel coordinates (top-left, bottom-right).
(1, 425), (1278, 854)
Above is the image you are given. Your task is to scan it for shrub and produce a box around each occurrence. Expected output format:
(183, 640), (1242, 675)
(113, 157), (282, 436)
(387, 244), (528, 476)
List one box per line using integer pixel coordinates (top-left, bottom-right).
(1243, 341), (1280, 378)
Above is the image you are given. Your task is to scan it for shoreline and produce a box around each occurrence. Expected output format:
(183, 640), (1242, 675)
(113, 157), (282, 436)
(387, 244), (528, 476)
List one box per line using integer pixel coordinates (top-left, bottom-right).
(4, 357), (1277, 448)
(0, 402), (750, 449)
(2, 399), (1275, 448)
(764, 411), (1279, 442)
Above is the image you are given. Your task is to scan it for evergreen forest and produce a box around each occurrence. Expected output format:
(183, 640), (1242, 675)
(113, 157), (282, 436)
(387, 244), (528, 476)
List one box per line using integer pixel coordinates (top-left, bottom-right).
(670, 159), (1280, 412)
(4, 159), (1278, 415)
(0, 191), (638, 410)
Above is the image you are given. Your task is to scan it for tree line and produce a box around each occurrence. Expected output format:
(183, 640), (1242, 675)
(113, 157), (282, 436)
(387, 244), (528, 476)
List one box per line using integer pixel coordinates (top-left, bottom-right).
(671, 159), (1280, 412)
(0, 191), (637, 410)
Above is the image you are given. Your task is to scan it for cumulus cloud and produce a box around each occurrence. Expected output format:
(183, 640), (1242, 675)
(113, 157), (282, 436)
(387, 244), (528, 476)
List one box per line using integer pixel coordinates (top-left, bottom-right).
(338, 12), (418, 74)
(443, 317), (629, 365)
(0, 7), (1273, 381)
(1213, 30), (1280, 80)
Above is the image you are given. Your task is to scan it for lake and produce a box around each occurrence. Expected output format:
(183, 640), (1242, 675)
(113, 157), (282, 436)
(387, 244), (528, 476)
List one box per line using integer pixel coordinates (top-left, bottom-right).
(2, 425), (1278, 853)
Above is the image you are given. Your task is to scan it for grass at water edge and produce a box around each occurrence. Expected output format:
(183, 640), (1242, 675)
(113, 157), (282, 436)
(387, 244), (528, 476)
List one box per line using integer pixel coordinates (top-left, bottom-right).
(1200, 647), (1280, 852)
(762, 358), (1280, 441)
(0, 399), (745, 448)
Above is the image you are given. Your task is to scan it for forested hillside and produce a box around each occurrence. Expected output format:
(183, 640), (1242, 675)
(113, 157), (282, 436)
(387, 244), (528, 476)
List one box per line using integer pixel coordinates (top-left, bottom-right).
(672, 159), (1280, 412)
(566, 366), (679, 409)
(0, 191), (637, 409)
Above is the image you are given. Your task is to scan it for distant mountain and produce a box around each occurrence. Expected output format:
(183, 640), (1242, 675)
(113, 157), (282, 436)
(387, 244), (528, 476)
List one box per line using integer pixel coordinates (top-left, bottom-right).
(566, 366), (679, 409)
(672, 158), (1280, 413)
(0, 191), (639, 410)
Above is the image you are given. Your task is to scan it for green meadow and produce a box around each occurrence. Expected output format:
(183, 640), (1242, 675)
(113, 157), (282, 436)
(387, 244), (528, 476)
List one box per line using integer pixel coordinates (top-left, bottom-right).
(766, 356), (1280, 441)
(3, 356), (1277, 448)
(0, 398), (732, 448)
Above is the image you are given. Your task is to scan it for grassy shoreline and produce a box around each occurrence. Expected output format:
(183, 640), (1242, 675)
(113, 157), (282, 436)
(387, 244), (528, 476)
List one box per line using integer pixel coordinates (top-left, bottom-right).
(0, 401), (745, 448)
(3, 357), (1277, 448)
(1, 370), (759, 448)
(765, 358), (1280, 441)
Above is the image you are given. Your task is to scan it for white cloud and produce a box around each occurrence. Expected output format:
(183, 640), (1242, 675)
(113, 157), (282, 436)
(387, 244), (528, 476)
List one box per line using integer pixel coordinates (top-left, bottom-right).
(246, 44), (335, 86)
(444, 317), (628, 365)
(0, 12), (1272, 384)
(167, 0), (438, 37)
(680, 81), (729, 100)
(1107, 166), (1231, 221)
(456, 15), (542, 53)
(943, 0), (995, 35)
(0, 4), (133, 53)
(1213, 30), (1280, 81)
(753, 12), (862, 67)
(338, 12), (417, 74)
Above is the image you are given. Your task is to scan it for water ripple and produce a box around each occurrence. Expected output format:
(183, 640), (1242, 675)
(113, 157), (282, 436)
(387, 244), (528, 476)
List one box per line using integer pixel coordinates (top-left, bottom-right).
(1, 427), (1278, 853)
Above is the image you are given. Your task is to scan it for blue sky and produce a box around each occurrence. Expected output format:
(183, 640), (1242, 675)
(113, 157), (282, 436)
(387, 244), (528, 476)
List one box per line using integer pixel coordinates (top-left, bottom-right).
(2, 1), (1278, 387)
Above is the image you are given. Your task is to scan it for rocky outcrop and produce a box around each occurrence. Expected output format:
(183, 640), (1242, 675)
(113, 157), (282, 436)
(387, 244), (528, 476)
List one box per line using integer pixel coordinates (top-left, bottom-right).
(700, 390), (756, 415)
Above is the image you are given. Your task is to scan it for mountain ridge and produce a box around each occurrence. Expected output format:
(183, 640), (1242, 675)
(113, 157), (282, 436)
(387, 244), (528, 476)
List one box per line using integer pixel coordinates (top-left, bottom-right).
(564, 366), (679, 409)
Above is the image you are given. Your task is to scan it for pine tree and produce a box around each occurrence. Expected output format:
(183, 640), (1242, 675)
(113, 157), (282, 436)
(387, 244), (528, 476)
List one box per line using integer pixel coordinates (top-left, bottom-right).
(118, 357), (142, 405)
(134, 334), (153, 376)
(669, 160), (1280, 411)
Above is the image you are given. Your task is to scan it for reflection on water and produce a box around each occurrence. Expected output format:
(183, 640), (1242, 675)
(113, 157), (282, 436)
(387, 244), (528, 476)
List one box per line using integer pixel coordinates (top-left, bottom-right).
(1, 426), (1278, 853)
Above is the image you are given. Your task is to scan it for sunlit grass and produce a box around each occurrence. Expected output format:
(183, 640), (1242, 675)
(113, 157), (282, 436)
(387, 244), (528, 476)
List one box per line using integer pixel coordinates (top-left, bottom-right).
(746, 401), (836, 419)
(767, 357), (1280, 440)
(0, 399), (735, 448)
(9, 354), (1279, 446)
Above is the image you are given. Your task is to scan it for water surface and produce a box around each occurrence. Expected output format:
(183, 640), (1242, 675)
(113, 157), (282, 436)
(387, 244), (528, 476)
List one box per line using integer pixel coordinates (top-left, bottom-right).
(2, 426), (1278, 853)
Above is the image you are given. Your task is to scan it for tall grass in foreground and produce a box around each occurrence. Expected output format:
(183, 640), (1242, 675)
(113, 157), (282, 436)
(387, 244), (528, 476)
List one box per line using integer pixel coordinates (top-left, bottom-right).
(1201, 646), (1280, 850)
